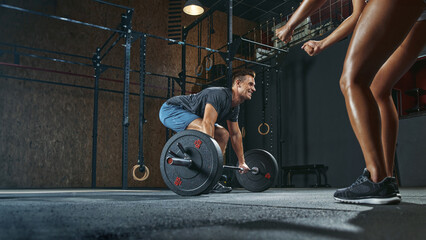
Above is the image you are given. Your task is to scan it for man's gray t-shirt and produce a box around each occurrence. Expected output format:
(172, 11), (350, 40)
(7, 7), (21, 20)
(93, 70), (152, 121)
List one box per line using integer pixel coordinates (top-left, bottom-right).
(166, 87), (239, 123)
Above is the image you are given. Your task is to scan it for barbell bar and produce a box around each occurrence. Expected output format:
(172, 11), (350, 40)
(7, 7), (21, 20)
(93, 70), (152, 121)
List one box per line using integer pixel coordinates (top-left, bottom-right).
(160, 130), (278, 196)
(167, 156), (260, 174)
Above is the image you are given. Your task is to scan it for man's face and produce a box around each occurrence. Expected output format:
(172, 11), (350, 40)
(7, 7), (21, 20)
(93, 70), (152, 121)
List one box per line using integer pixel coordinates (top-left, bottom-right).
(237, 75), (256, 100)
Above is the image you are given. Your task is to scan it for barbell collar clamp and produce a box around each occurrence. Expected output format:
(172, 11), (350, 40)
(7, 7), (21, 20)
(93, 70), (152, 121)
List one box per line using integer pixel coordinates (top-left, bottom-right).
(250, 167), (260, 175)
(177, 142), (189, 158)
(168, 150), (180, 158)
(167, 157), (193, 167)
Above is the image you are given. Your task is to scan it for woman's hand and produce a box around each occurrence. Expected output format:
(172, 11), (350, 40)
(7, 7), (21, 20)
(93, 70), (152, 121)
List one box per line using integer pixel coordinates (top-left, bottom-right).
(275, 24), (295, 44)
(302, 40), (323, 56)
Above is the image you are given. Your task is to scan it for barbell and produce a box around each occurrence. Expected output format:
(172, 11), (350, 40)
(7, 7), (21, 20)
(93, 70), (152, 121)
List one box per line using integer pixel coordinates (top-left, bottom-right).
(160, 130), (278, 196)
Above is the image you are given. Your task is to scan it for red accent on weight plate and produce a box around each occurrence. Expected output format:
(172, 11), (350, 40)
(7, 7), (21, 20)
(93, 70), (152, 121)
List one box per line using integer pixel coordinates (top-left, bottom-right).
(265, 173), (271, 179)
(174, 177), (182, 186)
(194, 139), (202, 149)
(167, 158), (173, 164)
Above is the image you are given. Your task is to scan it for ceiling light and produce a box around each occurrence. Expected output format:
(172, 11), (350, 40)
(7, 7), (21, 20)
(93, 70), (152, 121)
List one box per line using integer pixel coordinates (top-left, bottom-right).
(183, 0), (204, 16)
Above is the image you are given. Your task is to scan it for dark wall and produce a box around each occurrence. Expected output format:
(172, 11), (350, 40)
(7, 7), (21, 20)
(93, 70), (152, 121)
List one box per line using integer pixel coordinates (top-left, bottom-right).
(397, 114), (426, 187)
(244, 36), (367, 188)
(282, 38), (367, 188)
(243, 34), (426, 188)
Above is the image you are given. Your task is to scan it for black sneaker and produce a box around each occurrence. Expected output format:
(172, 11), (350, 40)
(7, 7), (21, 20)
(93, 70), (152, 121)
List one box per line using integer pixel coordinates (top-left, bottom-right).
(334, 169), (401, 205)
(210, 182), (232, 193)
(391, 180), (402, 199)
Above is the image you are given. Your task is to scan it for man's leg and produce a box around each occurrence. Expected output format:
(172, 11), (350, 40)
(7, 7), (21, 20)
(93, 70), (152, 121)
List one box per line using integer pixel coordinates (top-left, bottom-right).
(213, 125), (230, 156)
(187, 120), (232, 193)
(187, 119), (230, 155)
(159, 103), (196, 133)
(159, 104), (232, 194)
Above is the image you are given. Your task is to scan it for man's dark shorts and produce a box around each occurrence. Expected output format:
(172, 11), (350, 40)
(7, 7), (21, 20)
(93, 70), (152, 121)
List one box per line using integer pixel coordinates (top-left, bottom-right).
(159, 103), (200, 132)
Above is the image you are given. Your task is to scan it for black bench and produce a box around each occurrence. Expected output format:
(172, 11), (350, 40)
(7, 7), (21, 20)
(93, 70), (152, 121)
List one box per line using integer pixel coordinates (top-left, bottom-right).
(282, 164), (330, 187)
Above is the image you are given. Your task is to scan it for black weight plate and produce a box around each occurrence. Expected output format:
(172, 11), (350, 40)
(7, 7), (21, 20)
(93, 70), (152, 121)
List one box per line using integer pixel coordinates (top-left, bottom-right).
(160, 130), (223, 196)
(235, 149), (278, 192)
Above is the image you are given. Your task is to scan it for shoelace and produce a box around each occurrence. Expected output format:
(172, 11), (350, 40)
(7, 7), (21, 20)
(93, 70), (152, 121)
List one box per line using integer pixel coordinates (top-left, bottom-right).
(349, 175), (367, 189)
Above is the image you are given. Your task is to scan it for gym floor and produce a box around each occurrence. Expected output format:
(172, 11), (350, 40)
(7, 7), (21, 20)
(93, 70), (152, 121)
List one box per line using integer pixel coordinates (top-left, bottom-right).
(1, 188), (425, 240)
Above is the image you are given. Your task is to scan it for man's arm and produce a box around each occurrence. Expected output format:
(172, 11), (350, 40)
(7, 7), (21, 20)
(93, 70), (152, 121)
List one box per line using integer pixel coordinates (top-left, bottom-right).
(302, 0), (366, 56)
(201, 103), (218, 138)
(276, 0), (328, 43)
(227, 120), (249, 173)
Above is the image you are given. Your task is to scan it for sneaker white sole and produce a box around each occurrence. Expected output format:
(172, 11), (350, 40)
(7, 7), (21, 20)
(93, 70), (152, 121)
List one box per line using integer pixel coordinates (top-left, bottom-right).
(334, 196), (401, 205)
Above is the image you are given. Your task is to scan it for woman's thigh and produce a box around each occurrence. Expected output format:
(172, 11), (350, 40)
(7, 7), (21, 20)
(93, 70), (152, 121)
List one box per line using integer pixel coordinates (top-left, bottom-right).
(371, 20), (426, 94)
(342, 0), (425, 85)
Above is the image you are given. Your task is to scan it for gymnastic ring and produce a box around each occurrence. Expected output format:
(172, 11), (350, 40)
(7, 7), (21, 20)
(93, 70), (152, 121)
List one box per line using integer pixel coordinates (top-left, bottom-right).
(258, 122), (270, 136)
(205, 56), (213, 71)
(132, 165), (150, 181)
(241, 126), (246, 138)
(195, 64), (203, 76)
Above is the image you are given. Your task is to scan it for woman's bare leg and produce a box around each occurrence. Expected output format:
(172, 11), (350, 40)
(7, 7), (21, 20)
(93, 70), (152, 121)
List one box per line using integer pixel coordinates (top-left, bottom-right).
(371, 20), (426, 177)
(339, 0), (425, 182)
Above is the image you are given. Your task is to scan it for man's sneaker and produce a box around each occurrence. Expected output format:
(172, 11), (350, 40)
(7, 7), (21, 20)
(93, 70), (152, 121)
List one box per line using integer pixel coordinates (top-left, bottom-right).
(334, 169), (401, 205)
(210, 182), (232, 193)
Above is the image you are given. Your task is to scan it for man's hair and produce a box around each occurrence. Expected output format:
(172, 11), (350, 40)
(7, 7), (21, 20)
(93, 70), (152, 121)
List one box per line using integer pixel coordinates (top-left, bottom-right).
(232, 69), (255, 86)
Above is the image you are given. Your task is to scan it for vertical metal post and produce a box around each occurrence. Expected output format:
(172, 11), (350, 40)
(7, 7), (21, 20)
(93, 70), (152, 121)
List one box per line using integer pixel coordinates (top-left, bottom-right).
(137, 34), (147, 173)
(225, 0), (233, 166)
(181, 29), (187, 95)
(226, 0), (233, 88)
(167, 77), (171, 99)
(275, 62), (282, 186)
(273, 18), (276, 47)
(261, 69), (265, 148)
(166, 77), (171, 141)
(172, 77), (175, 97)
(121, 9), (133, 189)
(266, 20), (269, 46)
(91, 48), (101, 188)
(197, 24), (201, 67)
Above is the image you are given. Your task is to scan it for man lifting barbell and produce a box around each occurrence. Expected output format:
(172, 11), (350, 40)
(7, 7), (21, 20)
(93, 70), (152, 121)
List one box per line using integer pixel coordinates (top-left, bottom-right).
(159, 69), (256, 193)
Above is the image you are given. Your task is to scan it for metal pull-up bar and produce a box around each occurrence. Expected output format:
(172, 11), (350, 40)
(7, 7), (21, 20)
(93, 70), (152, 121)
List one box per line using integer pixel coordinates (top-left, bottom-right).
(241, 37), (288, 53)
(0, 3), (124, 33)
(93, 0), (133, 10)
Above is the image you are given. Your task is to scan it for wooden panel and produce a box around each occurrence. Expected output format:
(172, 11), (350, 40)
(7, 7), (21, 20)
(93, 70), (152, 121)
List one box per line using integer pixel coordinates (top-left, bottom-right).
(0, 0), (257, 188)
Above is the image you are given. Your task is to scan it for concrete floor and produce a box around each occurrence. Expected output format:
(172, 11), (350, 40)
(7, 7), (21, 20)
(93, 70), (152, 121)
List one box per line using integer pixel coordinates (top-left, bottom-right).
(0, 188), (425, 240)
